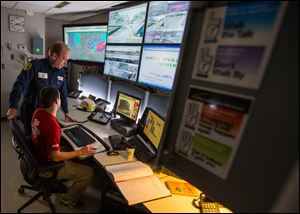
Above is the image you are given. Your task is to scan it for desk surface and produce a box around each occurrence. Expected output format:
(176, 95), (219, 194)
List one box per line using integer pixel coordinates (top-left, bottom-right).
(94, 151), (201, 213)
(57, 98), (118, 149)
(58, 98), (231, 213)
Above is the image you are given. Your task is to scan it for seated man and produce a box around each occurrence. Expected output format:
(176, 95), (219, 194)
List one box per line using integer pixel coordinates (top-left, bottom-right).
(31, 86), (97, 209)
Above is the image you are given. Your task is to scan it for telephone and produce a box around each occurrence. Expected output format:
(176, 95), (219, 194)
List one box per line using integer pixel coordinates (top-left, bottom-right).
(67, 90), (82, 98)
(108, 134), (128, 150)
(193, 193), (222, 213)
(95, 98), (110, 111)
(77, 97), (110, 113)
(88, 109), (112, 125)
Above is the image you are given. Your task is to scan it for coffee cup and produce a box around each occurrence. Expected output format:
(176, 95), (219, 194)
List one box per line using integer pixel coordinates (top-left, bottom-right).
(126, 145), (135, 160)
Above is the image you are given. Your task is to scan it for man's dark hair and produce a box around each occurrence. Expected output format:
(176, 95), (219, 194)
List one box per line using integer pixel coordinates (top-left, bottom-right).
(40, 86), (60, 108)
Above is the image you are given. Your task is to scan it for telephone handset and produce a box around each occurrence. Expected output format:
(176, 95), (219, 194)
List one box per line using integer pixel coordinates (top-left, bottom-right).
(95, 98), (110, 111)
(193, 193), (222, 213)
(108, 134), (129, 150)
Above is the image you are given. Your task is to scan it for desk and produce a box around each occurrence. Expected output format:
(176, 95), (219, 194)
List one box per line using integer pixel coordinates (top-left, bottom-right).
(57, 98), (118, 146)
(57, 98), (228, 213)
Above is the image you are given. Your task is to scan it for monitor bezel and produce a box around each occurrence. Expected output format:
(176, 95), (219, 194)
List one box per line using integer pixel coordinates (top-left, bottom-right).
(144, 1), (191, 45)
(139, 107), (165, 153)
(106, 2), (148, 45)
(137, 44), (181, 92)
(62, 23), (108, 65)
(103, 44), (143, 83)
(115, 91), (142, 123)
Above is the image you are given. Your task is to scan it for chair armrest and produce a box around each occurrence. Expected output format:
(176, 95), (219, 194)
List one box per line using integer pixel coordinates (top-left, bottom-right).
(38, 161), (65, 172)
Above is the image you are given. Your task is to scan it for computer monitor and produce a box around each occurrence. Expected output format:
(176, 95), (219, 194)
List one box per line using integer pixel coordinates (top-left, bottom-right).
(107, 3), (147, 44)
(138, 45), (181, 91)
(63, 24), (107, 63)
(115, 91), (142, 124)
(144, 1), (190, 44)
(141, 107), (165, 149)
(104, 45), (142, 82)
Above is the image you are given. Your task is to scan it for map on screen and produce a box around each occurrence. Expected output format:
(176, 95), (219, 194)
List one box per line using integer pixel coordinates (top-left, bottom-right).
(107, 3), (147, 44)
(104, 45), (142, 82)
(64, 25), (107, 63)
(145, 1), (190, 44)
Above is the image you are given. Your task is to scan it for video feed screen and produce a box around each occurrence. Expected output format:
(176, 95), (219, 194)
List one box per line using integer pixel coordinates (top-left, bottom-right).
(107, 3), (147, 44)
(116, 92), (141, 122)
(145, 1), (190, 44)
(138, 45), (181, 91)
(63, 25), (107, 63)
(104, 45), (141, 82)
(143, 108), (165, 149)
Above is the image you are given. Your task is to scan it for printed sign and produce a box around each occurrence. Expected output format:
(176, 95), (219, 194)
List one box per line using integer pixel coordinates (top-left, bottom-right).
(175, 86), (254, 179)
(192, 2), (287, 89)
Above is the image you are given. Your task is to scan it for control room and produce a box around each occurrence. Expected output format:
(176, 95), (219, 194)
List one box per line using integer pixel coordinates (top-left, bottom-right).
(1, 1), (299, 213)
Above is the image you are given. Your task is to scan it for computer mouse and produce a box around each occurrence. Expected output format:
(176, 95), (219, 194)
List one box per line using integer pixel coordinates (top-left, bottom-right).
(106, 150), (120, 156)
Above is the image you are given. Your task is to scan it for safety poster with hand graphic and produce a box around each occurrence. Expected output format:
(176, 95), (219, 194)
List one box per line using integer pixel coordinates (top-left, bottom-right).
(192, 2), (286, 89)
(175, 86), (254, 179)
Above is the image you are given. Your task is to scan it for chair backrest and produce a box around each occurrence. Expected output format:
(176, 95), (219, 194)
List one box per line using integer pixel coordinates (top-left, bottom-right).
(10, 120), (40, 185)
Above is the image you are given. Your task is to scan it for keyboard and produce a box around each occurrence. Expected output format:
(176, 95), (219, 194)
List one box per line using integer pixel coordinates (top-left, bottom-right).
(64, 126), (96, 147)
(128, 137), (153, 163)
(108, 134), (127, 150)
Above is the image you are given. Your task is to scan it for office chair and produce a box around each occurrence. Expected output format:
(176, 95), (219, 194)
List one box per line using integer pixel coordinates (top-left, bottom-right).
(10, 120), (68, 213)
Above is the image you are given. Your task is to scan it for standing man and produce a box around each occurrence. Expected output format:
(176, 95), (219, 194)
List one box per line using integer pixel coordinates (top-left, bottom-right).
(6, 41), (75, 137)
(32, 86), (96, 208)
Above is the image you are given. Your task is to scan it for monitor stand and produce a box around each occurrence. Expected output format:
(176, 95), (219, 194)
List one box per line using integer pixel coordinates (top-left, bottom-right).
(110, 118), (137, 137)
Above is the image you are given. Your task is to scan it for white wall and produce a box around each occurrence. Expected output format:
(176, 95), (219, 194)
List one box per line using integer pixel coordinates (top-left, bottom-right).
(45, 18), (71, 54)
(1, 7), (45, 117)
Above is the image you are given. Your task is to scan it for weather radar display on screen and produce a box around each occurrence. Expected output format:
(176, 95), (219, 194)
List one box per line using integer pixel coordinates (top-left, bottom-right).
(107, 3), (147, 44)
(145, 1), (190, 44)
(63, 25), (107, 63)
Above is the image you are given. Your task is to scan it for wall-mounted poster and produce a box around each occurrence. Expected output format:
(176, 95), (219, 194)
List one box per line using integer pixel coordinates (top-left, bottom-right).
(192, 1), (287, 89)
(175, 86), (254, 179)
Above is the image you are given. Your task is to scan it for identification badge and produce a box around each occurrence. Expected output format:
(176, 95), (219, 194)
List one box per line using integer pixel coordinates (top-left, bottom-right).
(58, 76), (64, 81)
(38, 72), (48, 79)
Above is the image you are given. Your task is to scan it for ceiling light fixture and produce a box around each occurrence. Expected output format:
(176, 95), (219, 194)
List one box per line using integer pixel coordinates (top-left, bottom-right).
(55, 1), (70, 9)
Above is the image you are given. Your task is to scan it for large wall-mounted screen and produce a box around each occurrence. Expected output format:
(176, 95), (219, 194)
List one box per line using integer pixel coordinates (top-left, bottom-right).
(107, 3), (147, 44)
(63, 24), (107, 63)
(138, 45), (181, 91)
(104, 45), (142, 82)
(144, 1), (190, 44)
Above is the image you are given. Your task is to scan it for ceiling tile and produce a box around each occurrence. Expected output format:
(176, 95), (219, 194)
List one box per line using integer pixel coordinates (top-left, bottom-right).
(18, 1), (62, 7)
(67, 1), (127, 10)
(55, 3), (94, 12)
(2, 1), (128, 21)
(1, 1), (18, 8)
(15, 2), (50, 13)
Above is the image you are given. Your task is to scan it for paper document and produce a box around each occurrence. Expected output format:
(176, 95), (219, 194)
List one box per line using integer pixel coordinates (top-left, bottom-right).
(116, 176), (171, 205)
(105, 161), (171, 205)
(105, 161), (153, 182)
